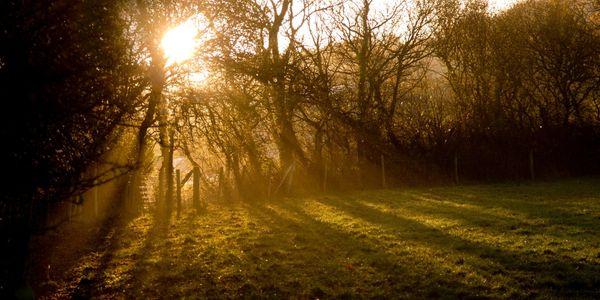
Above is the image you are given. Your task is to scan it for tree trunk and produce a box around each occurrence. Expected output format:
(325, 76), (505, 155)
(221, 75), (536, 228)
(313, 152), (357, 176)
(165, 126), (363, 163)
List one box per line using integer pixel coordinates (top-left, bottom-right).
(267, 0), (306, 191)
(137, 54), (165, 165)
(313, 126), (325, 186)
(355, 0), (372, 186)
(158, 118), (170, 207)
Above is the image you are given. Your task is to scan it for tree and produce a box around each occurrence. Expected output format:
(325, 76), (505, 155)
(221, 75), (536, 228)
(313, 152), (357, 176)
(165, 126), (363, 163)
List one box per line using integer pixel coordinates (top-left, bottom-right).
(197, 0), (322, 194)
(0, 0), (142, 296)
(496, 0), (600, 175)
(129, 0), (202, 211)
(327, 0), (438, 185)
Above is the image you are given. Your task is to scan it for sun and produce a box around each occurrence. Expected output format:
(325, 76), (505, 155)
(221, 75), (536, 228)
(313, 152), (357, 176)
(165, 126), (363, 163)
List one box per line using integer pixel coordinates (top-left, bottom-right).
(161, 21), (198, 66)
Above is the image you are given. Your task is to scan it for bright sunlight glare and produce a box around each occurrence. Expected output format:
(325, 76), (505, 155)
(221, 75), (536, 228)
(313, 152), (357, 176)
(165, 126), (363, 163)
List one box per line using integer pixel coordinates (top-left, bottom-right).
(489, 0), (521, 11)
(161, 21), (198, 67)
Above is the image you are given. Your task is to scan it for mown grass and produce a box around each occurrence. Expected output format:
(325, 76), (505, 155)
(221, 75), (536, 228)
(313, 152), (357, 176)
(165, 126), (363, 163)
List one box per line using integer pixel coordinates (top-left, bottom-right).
(48, 178), (600, 299)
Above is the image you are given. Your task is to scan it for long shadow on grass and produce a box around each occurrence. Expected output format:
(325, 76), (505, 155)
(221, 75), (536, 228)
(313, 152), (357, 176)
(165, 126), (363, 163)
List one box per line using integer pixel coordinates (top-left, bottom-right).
(362, 190), (599, 247)
(415, 184), (600, 236)
(362, 191), (524, 230)
(117, 205), (176, 298)
(65, 202), (140, 298)
(310, 195), (600, 299)
(152, 209), (230, 298)
(241, 201), (488, 299)
(70, 203), (174, 298)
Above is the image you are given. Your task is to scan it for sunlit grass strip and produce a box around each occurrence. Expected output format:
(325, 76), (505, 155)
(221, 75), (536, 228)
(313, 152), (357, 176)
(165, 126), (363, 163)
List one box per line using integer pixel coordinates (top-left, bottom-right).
(300, 200), (497, 292)
(357, 191), (600, 263)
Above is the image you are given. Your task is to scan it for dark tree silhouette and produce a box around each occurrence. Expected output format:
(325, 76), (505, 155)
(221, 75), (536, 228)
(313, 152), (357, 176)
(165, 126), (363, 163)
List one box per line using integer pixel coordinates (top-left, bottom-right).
(0, 0), (142, 296)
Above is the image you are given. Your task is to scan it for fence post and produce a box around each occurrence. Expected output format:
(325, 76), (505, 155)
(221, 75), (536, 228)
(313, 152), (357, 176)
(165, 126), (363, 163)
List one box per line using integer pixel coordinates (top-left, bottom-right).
(176, 169), (181, 217)
(267, 175), (272, 199)
(323, 160), (328, 193)
(219, 167), (225, 199)
(529, 148), (535, 181)
(454, 151), (459, 184)
(94, 166), (98, 218)
(68, 198), (72, 222)
(125, 174), (131, 211)
(381, 154), (386, 188)
(286, 161), (295, 194)
(193, 166), (200, 211)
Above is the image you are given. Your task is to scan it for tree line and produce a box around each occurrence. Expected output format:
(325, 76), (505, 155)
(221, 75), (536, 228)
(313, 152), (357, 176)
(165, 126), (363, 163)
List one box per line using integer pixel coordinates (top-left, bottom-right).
(1, 0), (599, 296)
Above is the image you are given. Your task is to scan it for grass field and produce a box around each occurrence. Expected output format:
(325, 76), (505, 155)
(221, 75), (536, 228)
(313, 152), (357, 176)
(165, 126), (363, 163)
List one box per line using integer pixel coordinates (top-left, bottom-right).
(44, 178), (600, 299)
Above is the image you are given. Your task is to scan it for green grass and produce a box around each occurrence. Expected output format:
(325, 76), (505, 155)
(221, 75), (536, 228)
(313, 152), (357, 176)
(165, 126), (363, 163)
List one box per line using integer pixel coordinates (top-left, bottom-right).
(47, 178), (600, 299)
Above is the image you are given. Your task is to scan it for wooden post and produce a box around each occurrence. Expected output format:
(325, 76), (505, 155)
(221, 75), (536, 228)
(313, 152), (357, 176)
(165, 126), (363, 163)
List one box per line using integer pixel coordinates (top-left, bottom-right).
(381, 154), (386, 188)
(286, 161), (295, 194)
(323, 160), (328, 193)
(193, 166), (200, 211)
(68, 198), (72, 222)
(125, 174), (131, 211)
(166, 133), (175, 211)
(219, 167), (225, 199)
(267, 175), (272, 199)
(176, 169), (181, 217)
(454, 151), (459, 184)
(94, 167), (98, 218)
(529, 148), (535, 181)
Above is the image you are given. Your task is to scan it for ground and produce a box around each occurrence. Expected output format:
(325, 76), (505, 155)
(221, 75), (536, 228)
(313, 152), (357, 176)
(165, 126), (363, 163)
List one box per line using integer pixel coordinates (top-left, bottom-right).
(33, 178), (600, 299)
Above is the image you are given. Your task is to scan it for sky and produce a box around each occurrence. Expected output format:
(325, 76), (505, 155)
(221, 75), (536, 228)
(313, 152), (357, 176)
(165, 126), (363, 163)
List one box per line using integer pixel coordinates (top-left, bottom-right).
(488, 0), (522, 11)
(370, 0), (523, 12)
(161, 0), (525, 63)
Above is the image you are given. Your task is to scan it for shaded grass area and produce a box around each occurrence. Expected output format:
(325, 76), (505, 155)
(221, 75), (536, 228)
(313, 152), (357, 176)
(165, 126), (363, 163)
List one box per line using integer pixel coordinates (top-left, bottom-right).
(45, 178), (600, 299)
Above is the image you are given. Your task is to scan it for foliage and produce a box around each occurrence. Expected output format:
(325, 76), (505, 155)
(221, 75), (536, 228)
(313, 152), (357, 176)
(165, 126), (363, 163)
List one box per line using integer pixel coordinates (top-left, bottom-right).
(0, 0), (145, 295)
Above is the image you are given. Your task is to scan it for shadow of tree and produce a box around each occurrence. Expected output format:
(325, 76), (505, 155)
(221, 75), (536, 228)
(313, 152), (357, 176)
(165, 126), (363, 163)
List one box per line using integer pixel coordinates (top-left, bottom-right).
(64, 201), (174, 298)
(311, 194), (600, 299)
(238, 200), (494, 298)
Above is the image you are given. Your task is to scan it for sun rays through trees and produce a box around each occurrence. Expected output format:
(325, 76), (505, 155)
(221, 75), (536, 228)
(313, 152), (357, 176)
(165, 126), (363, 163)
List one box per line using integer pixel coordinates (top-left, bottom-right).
(1, 0), (600, 298)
